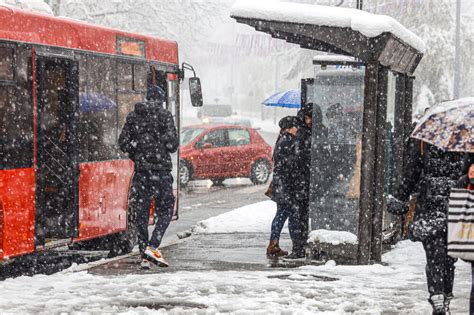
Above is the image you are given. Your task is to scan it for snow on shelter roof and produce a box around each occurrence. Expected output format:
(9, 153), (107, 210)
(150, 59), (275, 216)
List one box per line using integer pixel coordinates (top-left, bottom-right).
(231, 1), (425, 52)
(313, 55), (356, 63)
(231, 1), (425, 74)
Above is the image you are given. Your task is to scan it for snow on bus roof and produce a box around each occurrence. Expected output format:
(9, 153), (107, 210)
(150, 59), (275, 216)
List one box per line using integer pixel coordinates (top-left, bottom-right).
(231, 0), (425, 53)
(0, 5), (178, 64)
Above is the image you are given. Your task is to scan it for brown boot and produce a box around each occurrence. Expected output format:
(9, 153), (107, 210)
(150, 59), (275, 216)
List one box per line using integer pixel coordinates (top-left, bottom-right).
(267, 240), (287, 258)
(275, 242), (288, 256)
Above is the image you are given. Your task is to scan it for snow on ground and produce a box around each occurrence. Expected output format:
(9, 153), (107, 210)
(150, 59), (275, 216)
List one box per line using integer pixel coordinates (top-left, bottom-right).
(192, 200), (287, 234)
(308, 229), (358, 245)
(0, 200), (470, 313)
(0, 241), (470, 314)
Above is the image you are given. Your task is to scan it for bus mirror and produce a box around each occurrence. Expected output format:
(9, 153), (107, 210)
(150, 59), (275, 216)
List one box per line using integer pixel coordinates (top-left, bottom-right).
(189, 77), (203, 107)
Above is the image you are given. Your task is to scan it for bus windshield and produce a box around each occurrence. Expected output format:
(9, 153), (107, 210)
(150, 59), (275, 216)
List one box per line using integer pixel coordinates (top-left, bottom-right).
(181, 128), (204, 146)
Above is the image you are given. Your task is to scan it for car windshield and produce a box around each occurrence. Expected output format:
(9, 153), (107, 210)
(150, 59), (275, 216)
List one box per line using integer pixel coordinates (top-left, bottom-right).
(181, 128), (205, 146)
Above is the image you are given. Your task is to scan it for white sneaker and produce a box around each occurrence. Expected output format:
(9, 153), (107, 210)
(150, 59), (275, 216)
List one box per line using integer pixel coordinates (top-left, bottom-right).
(144, 246), (169, 267)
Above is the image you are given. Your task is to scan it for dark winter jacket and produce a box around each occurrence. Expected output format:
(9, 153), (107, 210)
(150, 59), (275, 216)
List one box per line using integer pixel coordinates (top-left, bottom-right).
(455, 175), (470, 189)
(119, 101), (178, 172)
(394, 139), (465, 241)
(271, 131), (297, 205)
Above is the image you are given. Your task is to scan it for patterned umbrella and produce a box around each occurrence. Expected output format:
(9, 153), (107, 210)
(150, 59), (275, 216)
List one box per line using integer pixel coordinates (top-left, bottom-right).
(411, 98), (474, 153)
(262, 90), (301, 108)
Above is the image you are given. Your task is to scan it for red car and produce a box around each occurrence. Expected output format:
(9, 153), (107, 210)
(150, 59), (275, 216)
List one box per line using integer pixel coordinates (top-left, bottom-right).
(179, 125), (273, 186)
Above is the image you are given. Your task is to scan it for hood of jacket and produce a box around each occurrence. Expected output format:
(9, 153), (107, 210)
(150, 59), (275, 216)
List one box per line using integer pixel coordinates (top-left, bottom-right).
(135, 101), (161, 116)
(297, 103), (323, 126)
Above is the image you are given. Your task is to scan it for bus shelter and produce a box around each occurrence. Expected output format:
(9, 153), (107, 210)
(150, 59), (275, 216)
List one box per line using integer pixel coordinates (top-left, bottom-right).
(231, 2), (425, 264)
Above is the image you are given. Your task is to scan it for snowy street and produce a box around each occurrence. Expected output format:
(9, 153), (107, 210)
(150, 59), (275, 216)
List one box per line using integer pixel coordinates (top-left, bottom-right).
(0, 0), (472, 314)
(0, 201), (471, 314)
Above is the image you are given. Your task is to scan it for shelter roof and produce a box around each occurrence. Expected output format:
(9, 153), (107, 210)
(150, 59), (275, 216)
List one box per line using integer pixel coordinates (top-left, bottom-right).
(231, 1), (424, 74)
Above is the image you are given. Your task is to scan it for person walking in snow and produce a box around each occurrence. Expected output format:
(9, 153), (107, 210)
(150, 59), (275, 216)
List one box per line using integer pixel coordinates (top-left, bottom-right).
(267, 116), (300, 257)
(118, 85), (178, 268)
(389, 139), (465, 314)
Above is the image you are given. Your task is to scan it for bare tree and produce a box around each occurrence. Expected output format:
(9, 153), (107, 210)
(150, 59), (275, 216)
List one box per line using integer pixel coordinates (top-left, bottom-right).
(44, 0), (61, 15)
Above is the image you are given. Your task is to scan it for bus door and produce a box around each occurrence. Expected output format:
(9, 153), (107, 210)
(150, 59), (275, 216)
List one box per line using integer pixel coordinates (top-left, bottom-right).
(150, 66), (180, 219)
(35, 56), (79, 246)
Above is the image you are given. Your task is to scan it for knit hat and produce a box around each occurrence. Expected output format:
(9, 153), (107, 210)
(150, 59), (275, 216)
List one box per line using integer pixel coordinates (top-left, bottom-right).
(278, 116), (300, 129)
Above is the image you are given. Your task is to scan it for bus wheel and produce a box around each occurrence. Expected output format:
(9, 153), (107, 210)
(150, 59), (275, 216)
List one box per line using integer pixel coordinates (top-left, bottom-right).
(250, 159), (270, 185)
(108, 219), (137, 258)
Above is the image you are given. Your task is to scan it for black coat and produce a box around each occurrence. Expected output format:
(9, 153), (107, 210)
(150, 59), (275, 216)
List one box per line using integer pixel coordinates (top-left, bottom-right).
(395, 139), (465, 239)
(294, 107), (328, 201)
(271, 131), (297, 205)
(456, 175), (470, 189)
(119, 101), (178, 172)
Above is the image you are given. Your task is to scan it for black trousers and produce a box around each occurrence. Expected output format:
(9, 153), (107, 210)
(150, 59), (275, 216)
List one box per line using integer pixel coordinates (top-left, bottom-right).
(422, 234), (456, 298)
(129, 170), (175, 256)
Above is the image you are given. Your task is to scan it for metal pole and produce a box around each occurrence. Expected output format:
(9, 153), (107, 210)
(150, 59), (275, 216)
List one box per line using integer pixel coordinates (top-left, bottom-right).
(274, 55), (279, 124)
(357, 61), (378, 264)
(453, 0), (461, 99)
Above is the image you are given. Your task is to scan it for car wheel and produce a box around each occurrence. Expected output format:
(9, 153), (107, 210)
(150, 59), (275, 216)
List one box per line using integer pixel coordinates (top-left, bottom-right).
(250, 159), (270, 185)
(180, 161), (192, 187)
(212, 178), (226, 186)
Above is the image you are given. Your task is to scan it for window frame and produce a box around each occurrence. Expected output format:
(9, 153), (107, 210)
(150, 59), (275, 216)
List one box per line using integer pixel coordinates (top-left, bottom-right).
(195, 128), (229, 149)
(227, 128), (251, 147)
(0, 43), (34, 170)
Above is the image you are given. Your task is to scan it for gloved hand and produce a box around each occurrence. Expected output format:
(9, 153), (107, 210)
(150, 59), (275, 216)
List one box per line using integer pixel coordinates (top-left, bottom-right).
(386, 195), (409, 215)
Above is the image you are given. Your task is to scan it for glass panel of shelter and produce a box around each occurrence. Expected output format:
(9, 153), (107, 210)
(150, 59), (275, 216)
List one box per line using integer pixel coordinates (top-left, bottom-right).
(307, 64), (365, 235)
(307, 64), (403, 238)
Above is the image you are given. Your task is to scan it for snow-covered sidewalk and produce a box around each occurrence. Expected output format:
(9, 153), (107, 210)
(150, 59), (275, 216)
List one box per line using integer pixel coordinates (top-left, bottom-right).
(0, 201), (470, 314)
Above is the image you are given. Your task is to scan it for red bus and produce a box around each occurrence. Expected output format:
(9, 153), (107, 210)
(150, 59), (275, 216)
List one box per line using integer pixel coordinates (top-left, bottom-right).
(0, 6), (201, 264)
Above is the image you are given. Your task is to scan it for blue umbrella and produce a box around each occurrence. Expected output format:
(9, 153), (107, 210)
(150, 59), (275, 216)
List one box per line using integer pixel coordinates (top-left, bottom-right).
(263, 90), (301, 108)
(80, 92), (117, 112)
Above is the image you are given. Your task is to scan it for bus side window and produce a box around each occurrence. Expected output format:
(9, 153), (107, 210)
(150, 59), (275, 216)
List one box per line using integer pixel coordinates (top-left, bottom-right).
(78, 55), (117, 162)
(0, 46), (33, 170)
(0, 46), (14, 82)
(133, 63), (146, 92)
(117, 61), (147, 153)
